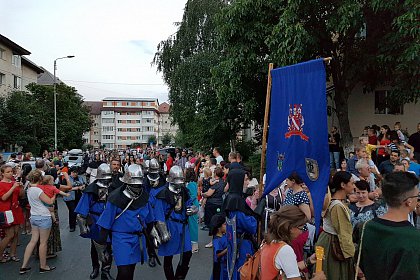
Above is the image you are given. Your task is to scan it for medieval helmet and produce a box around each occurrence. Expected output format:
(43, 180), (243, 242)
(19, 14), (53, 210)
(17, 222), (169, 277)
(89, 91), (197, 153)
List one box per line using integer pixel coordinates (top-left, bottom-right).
(167, 165), (184, 184)
(147, 158), (160, 182)
(120, 164), (144, 185)
(96, 163), (112, 180)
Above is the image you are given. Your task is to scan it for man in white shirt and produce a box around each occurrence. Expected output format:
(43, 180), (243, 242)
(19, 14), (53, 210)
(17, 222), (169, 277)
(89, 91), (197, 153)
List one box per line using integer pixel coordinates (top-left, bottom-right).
(213, 147), (224, 164)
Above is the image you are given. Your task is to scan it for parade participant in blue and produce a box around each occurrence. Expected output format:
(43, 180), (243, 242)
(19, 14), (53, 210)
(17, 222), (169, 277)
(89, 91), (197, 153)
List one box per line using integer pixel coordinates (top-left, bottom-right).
(144, 158), (167, 268)
(209, 213), (228, 280)
(153, 165), (198, 280)
(222, 168), (258, 280)
(96, 164), (156, 280)
(75, 163), (114, 280)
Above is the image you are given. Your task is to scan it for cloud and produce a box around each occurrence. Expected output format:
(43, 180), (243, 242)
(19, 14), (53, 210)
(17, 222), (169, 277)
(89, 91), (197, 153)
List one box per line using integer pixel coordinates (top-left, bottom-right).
(129, 40), (154, 55)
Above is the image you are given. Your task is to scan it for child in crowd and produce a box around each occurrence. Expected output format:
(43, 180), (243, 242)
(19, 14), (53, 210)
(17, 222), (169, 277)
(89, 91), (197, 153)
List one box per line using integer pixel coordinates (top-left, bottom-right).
(394, 122), (406, 142)
(359, 136), (384, 160)
(200, 168), (219, 225)
(209, 214), (228, 280)
(38, 175), (70, 222)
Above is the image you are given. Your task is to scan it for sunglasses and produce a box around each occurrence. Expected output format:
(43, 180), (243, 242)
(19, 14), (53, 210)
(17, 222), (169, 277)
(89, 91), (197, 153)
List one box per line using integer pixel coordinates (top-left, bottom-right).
(297, 224), (308, 232)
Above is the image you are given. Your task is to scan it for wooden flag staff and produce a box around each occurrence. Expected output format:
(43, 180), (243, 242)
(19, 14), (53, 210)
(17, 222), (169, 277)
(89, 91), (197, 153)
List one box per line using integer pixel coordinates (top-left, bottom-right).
(256, 57), (332, 244)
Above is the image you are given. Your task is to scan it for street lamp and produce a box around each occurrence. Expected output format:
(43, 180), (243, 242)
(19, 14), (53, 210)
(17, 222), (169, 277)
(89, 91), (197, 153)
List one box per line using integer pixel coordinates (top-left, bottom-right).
(54, 55), (75, 151)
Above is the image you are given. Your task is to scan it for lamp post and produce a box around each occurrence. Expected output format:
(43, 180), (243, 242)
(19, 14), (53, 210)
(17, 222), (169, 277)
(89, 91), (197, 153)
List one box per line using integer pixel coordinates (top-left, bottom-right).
(54, 55), (74, 151)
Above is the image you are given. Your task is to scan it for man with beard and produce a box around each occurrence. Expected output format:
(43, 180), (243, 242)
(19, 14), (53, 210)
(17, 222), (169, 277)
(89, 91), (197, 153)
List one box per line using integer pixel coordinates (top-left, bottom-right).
(75, 164), (114, 280)
(109, 158), (124, 193)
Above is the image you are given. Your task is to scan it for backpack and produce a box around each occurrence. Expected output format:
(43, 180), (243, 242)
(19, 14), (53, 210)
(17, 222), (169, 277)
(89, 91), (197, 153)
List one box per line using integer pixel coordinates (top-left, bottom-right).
(239, 244), (263, 280)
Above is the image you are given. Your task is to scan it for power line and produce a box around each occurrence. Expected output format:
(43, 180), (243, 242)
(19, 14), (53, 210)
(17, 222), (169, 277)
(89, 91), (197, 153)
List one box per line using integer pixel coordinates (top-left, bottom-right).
(63, 80), (165, 86)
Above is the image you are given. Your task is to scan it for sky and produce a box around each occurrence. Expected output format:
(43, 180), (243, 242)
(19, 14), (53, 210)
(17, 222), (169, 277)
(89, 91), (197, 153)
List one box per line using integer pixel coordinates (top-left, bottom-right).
(0, 0), (187, 103)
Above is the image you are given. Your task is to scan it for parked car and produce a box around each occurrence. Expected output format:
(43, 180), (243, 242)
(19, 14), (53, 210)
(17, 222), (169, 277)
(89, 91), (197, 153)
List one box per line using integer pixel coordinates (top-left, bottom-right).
(157, 147), (176, 157)
(64, 149), (84, 169)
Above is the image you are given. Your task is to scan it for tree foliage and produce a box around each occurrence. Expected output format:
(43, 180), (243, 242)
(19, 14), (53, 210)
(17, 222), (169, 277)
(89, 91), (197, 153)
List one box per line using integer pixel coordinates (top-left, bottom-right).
(161, 133), (173, 146)
(155, 0), (419, 148)
(147, 135), (157, 145)
(0, 83), (91, 154)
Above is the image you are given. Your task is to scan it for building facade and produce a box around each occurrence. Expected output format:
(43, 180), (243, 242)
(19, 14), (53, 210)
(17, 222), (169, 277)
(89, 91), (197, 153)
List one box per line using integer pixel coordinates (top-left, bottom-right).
(83, 98), (180, 150)
(158, 102), (178, 145)
(82, 101), (102, 149)
(0, 34), (43, 96)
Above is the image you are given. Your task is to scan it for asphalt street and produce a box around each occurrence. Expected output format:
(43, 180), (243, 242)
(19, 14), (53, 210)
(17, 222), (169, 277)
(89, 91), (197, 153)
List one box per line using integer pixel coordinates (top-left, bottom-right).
(0, 198), (213, 280)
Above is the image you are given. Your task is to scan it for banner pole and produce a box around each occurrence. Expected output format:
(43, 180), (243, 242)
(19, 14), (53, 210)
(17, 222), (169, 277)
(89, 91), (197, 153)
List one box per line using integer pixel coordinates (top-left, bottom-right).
(257, 62), (274, 244)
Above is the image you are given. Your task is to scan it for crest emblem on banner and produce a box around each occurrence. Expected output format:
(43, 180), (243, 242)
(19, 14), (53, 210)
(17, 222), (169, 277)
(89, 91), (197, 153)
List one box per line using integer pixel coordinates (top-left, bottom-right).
(305, 158), (319, 181)
(285, 104), (309, 141)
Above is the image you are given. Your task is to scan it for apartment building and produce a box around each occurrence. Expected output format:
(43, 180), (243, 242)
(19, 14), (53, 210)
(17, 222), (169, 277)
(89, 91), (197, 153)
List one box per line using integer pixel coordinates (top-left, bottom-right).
(82, 101), (102, 148)
(158, 102), (178, 144)
(0, 34), (43, 96)
(100, 97), (160, 150)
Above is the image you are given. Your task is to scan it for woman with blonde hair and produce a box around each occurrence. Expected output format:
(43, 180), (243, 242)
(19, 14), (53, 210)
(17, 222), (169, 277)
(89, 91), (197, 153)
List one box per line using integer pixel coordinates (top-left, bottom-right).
(19, 169), (57, 274)
(261, 205), (325, 280)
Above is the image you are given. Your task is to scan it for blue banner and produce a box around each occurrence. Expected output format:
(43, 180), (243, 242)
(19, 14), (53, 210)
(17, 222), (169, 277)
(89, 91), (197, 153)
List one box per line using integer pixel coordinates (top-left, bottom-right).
(263, 59), (329, 231)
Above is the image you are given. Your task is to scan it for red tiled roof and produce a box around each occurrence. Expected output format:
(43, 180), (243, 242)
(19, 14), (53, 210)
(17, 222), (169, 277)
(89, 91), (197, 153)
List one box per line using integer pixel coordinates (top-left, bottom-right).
(158, 102), (170, 113)
(84, 101), (103, 115)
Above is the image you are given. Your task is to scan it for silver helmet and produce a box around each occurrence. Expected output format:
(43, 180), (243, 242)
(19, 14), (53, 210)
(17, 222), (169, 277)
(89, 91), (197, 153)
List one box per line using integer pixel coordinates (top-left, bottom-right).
(96, 163), (112, 180)
(167, 165), (184, 184)
(147, 158), (160, 182)
(120, 164), (144, 185)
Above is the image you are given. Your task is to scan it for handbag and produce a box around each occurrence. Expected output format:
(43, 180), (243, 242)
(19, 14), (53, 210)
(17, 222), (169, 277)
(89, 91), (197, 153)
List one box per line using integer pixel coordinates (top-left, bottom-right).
(331, 234), (345, 261)
(0, 200), (15, 226)
(328, 200), (349, 261)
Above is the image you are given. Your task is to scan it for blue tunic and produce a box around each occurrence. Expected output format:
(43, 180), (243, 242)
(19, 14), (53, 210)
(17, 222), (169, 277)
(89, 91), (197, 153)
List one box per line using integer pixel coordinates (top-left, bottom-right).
(211, 235), (228, 280)
(226, 211), (257, 280)
(186, 181), (199, 243)
(153, 195), (193, 256)
(75, 193), (106, 241)
(97, 201), (154, 266)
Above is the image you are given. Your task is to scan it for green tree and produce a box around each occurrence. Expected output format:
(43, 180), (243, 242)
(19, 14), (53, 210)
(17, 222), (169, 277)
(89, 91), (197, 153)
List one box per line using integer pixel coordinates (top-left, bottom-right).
(153, 0), (239, 151)
(214, 0), (419, 146)
(0, 83), (91, 154)
(147, 135), (157, 145)
(161, 133), (173, 146)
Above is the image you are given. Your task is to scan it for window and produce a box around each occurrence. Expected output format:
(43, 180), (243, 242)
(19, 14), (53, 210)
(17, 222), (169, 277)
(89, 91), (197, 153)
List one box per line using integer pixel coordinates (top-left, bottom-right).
(11, 55), (21, 67)
(136, 120), (141, 123)
(146, 119), (151, 123)
(94, 140), (99, 144)
(136, 128), (141, 132)
(102, 135), (114, 140)
(103, 126), (114, 132)
(117, 120), (123, 123)
(0, 72), (5, 85)
(13, 75), (21, 89)
(102, 118), (114, 123)
(103, 111), (114, 115)
(0, 48), (5, 60)
(374, 90), (404, 115)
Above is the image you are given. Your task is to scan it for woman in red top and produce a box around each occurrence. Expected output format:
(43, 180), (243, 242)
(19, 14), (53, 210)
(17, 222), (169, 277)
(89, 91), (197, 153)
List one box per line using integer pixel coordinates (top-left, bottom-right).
(377, 125), (391, 165)
(0, 164), (25, 262)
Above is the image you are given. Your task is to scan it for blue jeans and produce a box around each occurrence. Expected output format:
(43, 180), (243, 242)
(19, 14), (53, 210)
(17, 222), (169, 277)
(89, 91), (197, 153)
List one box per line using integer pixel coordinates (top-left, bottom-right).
(330, 152), (340, 169)
(30, 215), (52, 229)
